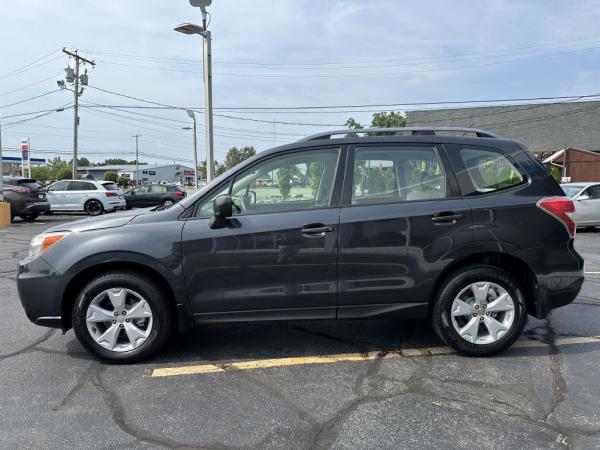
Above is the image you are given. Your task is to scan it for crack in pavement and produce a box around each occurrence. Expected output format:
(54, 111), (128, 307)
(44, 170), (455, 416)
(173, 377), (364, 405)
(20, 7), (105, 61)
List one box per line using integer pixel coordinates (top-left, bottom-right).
(0, 329), (56, 361)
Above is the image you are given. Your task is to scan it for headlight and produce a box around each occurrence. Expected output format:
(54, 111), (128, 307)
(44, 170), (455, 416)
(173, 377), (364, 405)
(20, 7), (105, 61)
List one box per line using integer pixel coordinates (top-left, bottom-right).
(29, 232), (70, 259)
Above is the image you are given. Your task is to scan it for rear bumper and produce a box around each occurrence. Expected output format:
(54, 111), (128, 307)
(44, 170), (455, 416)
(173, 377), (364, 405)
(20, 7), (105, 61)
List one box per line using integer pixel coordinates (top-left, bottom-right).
(16, 256), (64, 329)
(22, 202), (50, 214)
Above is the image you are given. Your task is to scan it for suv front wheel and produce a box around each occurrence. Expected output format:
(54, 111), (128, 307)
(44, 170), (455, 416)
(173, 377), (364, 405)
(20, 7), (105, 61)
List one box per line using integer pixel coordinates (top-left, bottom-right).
(72, 271), (173, 362)
(432, 265), (527, 356)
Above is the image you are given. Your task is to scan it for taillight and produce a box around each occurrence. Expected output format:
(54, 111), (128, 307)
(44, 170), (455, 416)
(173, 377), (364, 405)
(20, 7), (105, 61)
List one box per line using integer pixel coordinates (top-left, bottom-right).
(9, 186), (31, 194)
(537, 197), (576, 238)
(105, 192), (117, 197)
(175, 191), (183, 196)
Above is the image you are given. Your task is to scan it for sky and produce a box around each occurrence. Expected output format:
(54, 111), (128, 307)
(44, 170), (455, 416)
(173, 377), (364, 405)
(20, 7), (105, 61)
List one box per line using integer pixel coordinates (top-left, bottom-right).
(1, 0), (600, 167)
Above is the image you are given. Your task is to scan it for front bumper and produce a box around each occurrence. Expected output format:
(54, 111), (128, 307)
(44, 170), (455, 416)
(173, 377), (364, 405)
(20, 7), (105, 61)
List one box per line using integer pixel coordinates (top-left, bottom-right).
(16, 256), (63, 329)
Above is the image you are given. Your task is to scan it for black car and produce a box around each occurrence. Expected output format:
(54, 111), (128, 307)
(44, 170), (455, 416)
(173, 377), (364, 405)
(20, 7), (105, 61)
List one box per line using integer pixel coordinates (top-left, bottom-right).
(124, 184), (186, 208)
(17, 127), (584, 362)
(2, 177), (50, 221)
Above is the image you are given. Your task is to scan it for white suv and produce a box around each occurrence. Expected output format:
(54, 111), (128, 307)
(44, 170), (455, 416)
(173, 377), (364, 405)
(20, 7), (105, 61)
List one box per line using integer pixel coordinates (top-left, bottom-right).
(45, 180), (126, 215)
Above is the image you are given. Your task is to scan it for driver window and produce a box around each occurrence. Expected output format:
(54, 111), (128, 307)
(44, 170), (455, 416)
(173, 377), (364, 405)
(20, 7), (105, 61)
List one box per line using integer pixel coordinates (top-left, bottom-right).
(230, 147), (340, 215)
(584, 185), (600, 199)
(194, 183), (231, 218)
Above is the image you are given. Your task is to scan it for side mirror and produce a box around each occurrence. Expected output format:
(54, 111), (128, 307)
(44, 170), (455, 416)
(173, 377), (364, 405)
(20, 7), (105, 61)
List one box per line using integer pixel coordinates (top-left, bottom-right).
(209, 194), (233, 229)
(577, 194), (590, 201)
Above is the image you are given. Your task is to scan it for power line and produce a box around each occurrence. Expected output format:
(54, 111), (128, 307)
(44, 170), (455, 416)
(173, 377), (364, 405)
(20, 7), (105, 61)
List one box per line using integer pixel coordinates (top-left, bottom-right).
(0, 49), (61, 80)
(0, 73), (62, 96)
(0, 90), (60, 109)
(81, 35), (600, 68)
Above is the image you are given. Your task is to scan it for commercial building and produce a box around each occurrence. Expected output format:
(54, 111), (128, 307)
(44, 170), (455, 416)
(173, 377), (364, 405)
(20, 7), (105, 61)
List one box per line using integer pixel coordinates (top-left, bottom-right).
(406, 100), (600, 154)
(1, 156), (46, 176)
(543, 147), (600, 183)
(78, 163), (196, 185)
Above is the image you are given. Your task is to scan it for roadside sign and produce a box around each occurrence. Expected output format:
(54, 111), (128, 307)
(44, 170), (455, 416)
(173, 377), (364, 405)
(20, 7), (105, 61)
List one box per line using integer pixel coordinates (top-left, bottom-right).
(21, 138), (31, 177)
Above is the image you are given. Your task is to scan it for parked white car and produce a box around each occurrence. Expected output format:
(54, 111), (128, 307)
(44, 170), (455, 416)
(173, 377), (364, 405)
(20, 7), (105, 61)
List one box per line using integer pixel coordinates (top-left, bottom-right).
(45, 180), (126, 216)
(561, 182), (600, 228)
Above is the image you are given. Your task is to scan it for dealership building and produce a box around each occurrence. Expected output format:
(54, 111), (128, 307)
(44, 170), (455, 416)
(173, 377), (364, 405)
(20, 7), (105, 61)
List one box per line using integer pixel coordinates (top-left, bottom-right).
(406, 100), (600, 154)
(78, 163), (196, 185)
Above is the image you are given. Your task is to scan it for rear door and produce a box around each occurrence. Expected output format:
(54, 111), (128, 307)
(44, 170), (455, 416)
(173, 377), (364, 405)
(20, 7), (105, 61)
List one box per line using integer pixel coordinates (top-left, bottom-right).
(65, 181), (95, 210)
(337, 143), (474, 318)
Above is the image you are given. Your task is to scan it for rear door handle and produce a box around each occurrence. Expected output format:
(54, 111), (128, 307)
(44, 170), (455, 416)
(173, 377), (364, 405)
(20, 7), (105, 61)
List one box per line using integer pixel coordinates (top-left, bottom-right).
(431, 212), (464, 224)
(301, 224), (334, 236)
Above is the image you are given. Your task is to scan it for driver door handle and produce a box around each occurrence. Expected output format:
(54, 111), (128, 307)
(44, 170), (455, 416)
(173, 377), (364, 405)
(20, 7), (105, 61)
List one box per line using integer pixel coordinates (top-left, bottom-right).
(301, 224), (334, 237)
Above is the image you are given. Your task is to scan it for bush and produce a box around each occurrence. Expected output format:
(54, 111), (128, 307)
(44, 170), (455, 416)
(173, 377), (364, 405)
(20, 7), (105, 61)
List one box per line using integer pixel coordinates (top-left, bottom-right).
(103, 171), (119, 182)
(56, 168), (73, 180)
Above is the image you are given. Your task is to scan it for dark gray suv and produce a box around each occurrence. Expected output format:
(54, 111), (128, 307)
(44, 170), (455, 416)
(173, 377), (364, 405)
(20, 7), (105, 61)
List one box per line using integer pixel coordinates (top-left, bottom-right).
(17, 128), (584, 362)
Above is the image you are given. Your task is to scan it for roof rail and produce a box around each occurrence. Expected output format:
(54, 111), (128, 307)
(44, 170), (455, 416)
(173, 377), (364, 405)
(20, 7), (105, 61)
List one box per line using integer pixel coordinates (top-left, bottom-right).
(298, 127), (499, 142)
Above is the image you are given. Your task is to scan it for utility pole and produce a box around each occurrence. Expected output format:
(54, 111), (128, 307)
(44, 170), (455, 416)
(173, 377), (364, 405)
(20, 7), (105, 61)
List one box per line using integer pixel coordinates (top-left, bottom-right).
(133, 134), (141, 186)
(59, 49), (95, 179)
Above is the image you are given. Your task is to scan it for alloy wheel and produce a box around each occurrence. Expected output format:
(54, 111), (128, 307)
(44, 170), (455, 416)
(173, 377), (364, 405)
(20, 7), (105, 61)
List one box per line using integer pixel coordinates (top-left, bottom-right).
(450, 281), (515, 345)
(85, 287), (154, 352)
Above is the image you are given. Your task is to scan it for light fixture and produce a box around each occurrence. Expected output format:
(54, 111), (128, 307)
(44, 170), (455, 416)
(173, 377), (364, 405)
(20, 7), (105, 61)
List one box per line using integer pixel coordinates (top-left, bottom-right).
(174, 23), (204, 35)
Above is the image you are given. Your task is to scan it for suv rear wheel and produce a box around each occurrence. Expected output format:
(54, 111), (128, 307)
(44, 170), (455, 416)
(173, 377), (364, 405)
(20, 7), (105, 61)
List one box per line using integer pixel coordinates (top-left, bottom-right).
(72, 271), (173, 362)
(85, 199), (104, 216)
(432, 265), (527, 356)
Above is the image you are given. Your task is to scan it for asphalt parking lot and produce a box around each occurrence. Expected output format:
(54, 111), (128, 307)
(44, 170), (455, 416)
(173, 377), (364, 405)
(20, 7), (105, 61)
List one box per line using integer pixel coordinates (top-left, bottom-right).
(1, 214), (600, 449)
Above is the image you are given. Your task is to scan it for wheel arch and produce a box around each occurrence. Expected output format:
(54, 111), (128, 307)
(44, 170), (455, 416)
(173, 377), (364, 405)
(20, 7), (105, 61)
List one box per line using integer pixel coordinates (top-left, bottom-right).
(61, 261), (189, 332)
(431, 252), (539, 317)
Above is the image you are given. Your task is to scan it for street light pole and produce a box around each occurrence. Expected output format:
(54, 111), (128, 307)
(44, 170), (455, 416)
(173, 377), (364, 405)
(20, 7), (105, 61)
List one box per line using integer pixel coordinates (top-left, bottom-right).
(202, 27), (214, 182)
(0, 120), (4, 202)
(185, 110), (199, 189)
(174, 0), (214, 182)
(133, 134), (141, 185)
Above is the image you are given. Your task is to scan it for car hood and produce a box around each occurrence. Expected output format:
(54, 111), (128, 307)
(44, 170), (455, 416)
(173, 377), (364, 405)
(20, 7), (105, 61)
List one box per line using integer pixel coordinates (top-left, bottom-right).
(45, 208), (153, 233)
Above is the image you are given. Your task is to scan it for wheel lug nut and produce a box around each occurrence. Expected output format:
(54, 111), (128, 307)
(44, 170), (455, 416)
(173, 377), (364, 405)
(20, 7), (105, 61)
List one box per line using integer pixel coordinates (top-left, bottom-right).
(483, 304), (487, 308)
(475, 305), (479, 309)
(126, 318), (130, 322)
(114, 311), (118, 316)
(112, 320), (117, 324)
(119, 324), (124, 328)
(486, 312), (490, 316)
(480, 317), (484, 321)
(473, 313), (477, 317)
(122, 311), (127, 315)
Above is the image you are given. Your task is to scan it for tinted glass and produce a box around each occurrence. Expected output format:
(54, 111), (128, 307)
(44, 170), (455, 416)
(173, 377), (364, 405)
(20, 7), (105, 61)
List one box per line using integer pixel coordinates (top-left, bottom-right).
(102, 182), (119, 191)
(352, 146), (446, 205)
(195, 183), (231, 218)
(48, 181), (69, 191)
(562, 185), (585, 198)
(67, 181), (94, 191)
(230, 147), (340, 215)
(585, 185), (600, 199)
(454, 147), (524, 196)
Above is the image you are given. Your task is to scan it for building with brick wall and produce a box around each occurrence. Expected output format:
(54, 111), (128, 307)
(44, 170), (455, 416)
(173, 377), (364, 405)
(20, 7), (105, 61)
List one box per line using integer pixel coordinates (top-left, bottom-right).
(543, 147), (600, 182)
(406, 101), (600, 154)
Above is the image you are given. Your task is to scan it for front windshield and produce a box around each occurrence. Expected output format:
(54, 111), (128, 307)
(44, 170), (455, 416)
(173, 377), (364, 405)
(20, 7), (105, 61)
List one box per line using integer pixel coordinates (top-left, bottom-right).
(562, 185), (584, 198)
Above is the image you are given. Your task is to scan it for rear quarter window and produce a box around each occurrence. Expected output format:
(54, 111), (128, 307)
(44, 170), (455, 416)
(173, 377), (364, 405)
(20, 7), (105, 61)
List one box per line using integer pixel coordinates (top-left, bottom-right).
(102, 182), (119, 191)
(446, 145), (525, 196)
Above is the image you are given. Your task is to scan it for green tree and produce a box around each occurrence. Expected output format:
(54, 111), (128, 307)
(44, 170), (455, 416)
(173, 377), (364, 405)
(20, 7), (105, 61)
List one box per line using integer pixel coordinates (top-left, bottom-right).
(117, 175), (129, 187)
(277, 167), (292, 199)
(31, 166), (51, 183)
(345, 111), (407, 136)
(550, 165), (561, 183)
(56, 167), (73, 180)
(78, 157), (91, 167)
(224, 146), (256, 170)
(103, 171), (119, 182)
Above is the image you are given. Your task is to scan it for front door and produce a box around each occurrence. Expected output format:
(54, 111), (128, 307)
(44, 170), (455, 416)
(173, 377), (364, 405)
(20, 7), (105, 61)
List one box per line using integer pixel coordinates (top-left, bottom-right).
(574, 184), (600, 225)
(337, 143), (474, 318)
(181, 146), (343, 322)
(45, 180), (69, 210)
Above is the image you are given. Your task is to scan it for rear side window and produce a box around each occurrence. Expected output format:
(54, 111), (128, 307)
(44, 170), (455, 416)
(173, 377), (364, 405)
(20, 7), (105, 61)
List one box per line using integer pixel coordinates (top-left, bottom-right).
(448, 146), (525, 196)
(48, 181), (69, 191)
(351, 146), (447, 205)
(68, 181), (96, 191)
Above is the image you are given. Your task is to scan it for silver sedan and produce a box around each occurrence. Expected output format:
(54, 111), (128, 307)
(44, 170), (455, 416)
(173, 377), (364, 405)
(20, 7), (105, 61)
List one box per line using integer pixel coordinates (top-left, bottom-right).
(562, 182), (600, 227)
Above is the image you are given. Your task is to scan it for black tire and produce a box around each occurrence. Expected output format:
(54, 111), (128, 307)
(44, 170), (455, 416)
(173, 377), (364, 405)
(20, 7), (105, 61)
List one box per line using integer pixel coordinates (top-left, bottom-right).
(85, 199), (104, 216)
(72, 271), (174, 363)
(431, 265), (527, 356)
(20, 213), (39, 222)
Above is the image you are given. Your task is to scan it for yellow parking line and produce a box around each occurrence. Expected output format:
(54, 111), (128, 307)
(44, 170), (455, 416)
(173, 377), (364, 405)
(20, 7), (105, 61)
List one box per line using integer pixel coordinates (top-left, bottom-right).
(145, 335), (600, 378)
